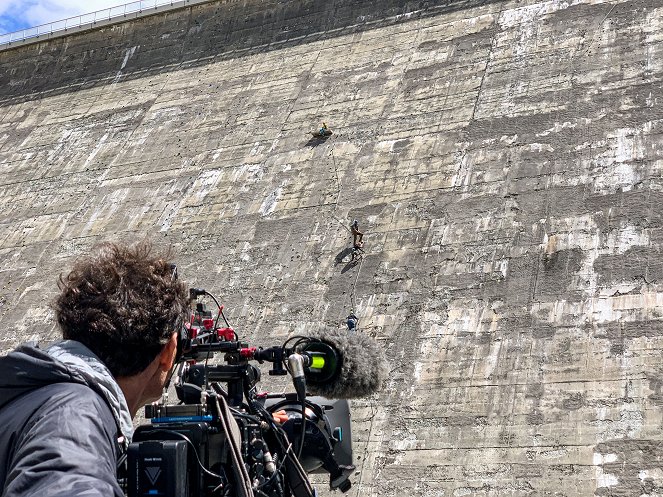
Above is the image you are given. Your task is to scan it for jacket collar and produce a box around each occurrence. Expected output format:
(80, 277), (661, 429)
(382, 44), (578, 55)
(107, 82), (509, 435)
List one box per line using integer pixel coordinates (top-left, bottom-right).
(46, 340), (134, 444)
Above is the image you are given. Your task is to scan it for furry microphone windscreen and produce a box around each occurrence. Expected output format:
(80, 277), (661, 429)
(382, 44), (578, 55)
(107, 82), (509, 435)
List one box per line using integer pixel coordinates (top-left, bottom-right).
(302, 328), (388, 399)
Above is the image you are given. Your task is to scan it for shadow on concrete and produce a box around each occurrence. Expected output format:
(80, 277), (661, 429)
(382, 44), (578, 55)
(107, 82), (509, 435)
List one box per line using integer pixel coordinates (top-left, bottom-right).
(305, 136), (331, 147)
(340, 259), (360, 274)
(334, 247), (354, 265)
(335, 246), (364, 274)
(1, 0), (506, 104)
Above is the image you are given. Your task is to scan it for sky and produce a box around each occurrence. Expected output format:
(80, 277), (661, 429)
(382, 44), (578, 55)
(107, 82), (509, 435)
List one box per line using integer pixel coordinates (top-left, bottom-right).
(0, 0), (123, 35)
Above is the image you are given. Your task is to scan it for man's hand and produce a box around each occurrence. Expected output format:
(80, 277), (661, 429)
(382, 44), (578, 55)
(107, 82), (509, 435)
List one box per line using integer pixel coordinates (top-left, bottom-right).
(272, 410), (288, 424)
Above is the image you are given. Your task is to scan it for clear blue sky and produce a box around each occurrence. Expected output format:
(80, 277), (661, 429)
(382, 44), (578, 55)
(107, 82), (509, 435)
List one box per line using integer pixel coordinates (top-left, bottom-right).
(0, 0), (121, 34)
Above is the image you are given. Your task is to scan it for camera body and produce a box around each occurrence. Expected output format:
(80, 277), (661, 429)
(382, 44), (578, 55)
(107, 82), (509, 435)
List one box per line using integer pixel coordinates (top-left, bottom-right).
(123, 299), (354, 497)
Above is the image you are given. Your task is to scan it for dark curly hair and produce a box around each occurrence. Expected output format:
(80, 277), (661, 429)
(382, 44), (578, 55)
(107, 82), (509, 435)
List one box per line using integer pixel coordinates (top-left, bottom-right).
(54, 241), (189, 378)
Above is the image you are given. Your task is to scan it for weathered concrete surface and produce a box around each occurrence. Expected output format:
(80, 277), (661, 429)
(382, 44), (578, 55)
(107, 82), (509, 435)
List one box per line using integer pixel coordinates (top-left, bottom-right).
(2, 0), (663, 495)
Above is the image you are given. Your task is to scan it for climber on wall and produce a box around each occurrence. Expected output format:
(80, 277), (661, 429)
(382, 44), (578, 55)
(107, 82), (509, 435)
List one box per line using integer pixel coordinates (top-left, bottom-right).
(351, 219), (363, 249)
(346, 312), (359, 332)
(311, 122), (332, 138)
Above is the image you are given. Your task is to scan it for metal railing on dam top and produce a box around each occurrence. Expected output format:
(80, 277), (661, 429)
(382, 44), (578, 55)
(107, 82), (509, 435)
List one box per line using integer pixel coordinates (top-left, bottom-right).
(0, 0), (193, 48)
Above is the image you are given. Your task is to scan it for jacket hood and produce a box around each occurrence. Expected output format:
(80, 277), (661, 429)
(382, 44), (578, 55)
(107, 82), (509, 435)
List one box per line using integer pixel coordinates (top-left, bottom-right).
(0, 340), (133, 443)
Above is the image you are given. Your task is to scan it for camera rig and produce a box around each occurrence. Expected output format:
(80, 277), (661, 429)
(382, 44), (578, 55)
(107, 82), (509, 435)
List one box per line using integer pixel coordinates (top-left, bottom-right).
(123, 289), (355, 497)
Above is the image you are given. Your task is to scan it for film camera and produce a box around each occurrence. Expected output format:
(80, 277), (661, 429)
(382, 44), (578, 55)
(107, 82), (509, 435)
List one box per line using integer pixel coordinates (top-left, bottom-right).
(122, 289), (355, 497)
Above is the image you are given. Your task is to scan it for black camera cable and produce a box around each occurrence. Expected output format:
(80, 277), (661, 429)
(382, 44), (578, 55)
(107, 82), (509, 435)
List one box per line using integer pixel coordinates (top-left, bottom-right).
(204, 290), (238, 340)
(248, 398), (316, 497)
(146, 429), (224, 482)
(211, 394), (254, 497)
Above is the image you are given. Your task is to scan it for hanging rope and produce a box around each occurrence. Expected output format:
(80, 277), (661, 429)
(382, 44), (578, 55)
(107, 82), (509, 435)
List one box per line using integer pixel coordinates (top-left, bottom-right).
(319, 132), (366, 328)
(349, 254), (364, 311)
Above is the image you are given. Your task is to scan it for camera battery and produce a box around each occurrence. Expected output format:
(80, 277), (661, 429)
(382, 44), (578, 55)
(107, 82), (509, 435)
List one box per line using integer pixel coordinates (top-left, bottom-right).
(127, 440), (188, 497)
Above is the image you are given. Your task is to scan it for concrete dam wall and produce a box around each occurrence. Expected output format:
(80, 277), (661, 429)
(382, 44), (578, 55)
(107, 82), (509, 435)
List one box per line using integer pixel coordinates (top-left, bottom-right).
(2, 0), (663, 495)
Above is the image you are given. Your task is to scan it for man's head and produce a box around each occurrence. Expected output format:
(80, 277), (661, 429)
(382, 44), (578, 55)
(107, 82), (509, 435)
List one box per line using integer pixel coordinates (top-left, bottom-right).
(54, 241), (189, 379)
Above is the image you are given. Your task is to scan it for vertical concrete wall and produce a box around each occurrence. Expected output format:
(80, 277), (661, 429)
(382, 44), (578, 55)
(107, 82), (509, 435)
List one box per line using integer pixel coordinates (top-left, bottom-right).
(2, 0), (663, 495)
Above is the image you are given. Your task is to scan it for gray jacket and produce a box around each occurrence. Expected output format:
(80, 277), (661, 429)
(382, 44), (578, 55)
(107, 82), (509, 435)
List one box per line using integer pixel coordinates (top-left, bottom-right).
(0, 340), (134, 497)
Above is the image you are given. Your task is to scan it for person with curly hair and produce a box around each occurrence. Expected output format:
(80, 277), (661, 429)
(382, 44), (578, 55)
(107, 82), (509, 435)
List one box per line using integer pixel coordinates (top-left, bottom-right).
(0, 241), (190, 497)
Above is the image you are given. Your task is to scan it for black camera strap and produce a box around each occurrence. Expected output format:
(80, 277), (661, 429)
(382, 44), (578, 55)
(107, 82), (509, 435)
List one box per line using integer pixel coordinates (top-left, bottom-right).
(284, 454), (316, 497)
(212, 394), (255, 497)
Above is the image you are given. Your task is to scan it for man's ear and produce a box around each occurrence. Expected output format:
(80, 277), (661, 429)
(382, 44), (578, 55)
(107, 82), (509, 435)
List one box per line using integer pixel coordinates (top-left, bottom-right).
(158, 332), (178, 371)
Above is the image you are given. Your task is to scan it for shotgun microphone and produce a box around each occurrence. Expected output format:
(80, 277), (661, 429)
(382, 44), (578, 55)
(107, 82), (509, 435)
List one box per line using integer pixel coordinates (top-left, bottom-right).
(295, 329), (388, 399)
